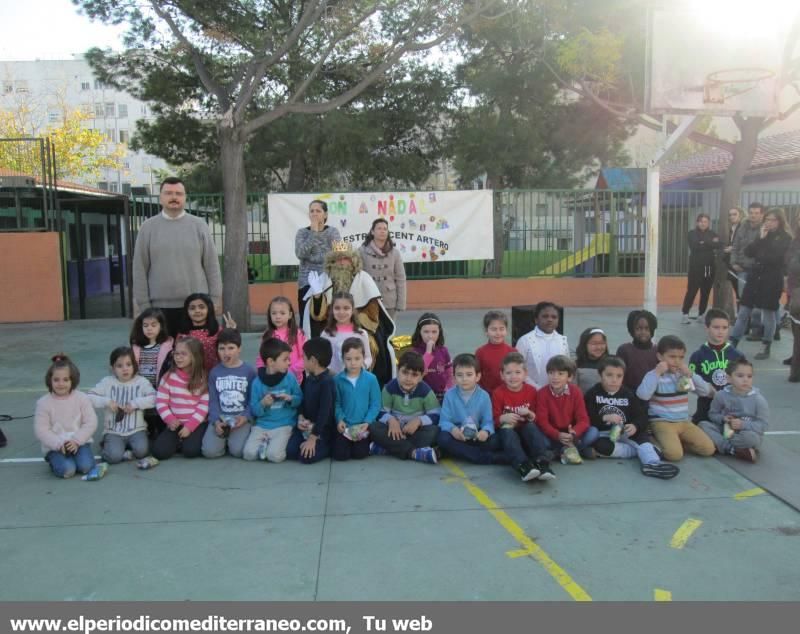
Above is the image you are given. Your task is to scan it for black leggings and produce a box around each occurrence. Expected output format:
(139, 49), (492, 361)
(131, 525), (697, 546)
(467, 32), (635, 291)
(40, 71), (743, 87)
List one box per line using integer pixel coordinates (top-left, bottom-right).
(682, 266), (714, 316)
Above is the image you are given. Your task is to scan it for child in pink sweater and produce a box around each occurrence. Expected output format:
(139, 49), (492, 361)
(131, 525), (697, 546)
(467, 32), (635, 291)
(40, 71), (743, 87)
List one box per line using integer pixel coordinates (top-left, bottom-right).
(34, 354), (98, 479)
(152, 337), (210, 460)
(256, 296), (306, 384)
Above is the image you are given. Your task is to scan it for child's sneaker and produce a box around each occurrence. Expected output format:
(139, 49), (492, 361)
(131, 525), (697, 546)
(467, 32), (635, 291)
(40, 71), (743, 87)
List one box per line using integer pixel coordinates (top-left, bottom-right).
(733, 447), (757, 463)
(517, 461), (541, 482)
(640, 462), (680, 479)
(561, 446), (582, 465)
(257, 437), (269, 461)
(369, 442), (388, 456)
(681, 314), (691, 324)
(411, 447), (440, 464)
(121, 449), (134, 462)
(536, 461), (556, 481)
(81, 462), (108, 481)
(136, 456), (159, 470)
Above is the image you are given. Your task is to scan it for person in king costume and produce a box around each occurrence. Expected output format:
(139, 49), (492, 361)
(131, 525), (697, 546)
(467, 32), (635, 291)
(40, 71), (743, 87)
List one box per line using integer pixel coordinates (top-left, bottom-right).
(302, 241), (397, 386)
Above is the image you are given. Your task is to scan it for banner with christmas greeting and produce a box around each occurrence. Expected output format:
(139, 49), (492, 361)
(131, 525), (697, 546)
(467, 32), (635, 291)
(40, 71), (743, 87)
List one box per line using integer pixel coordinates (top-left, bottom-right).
(267, 190), (494, 264)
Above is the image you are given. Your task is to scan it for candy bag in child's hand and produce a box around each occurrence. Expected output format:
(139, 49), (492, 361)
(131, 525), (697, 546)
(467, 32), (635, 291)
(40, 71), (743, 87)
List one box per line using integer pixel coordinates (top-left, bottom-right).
(560, 446), (582, 465)
(82, 462), (108, 481)
(723, 422), (735, 439)
(677, 375), (694, 392)
(114, 408), (125, 423)
(609, 423), (623, 442)
(462, 421), (478, 440)
(344, 423), (369, 441)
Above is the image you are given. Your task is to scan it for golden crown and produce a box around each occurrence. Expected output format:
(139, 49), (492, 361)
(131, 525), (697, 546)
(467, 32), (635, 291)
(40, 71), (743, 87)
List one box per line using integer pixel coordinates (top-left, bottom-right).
(331, 240), (350, 253)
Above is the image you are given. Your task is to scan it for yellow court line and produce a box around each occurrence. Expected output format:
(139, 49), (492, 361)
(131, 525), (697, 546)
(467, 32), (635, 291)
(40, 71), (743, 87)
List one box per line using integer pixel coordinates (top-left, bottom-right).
(654, 588), (672, 601)
(441, 459), (592, 601)
(670, 518), (703, 549)
(734, 487), (765, 500)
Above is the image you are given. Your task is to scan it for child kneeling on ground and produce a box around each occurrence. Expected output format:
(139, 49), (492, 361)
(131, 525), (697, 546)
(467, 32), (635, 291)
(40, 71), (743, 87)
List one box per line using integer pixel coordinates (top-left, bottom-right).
(699, 357), (768, 463)
(584, 356), (679, 479)
(438, 354), (506, 465)
(369, 350), (441, 464)
(244, 339), (302, 462)
(492, 352), (555, 481)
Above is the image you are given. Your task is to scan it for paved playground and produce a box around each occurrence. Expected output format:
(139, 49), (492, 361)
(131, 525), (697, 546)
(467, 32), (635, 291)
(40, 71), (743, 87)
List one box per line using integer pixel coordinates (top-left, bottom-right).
(1, 308), (799, 601)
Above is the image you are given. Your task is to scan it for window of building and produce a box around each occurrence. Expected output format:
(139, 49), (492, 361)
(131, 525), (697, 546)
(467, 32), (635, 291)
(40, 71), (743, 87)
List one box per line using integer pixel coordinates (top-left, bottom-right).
(81, 81), (91, 91)
(104, 129), (115, 143)
(89, 224), (106, 258)
(119, 130), (129, 144)
(105, 102), (115, 117)
(81, 103), (93, 115)
(94, 103), (104, 117)
(109, 182), (119, 193)
(122, 183), (132, 195)
(48, 112), (59, 123)
(3, 82), (13, 94)
(123, 160), (130, 169)
(140, 104), (148, 116)
(117, 104), (128, 118)
(98, 181), (109, 191)
(15, 80), (28, 93)
(94, 79), (104, 90)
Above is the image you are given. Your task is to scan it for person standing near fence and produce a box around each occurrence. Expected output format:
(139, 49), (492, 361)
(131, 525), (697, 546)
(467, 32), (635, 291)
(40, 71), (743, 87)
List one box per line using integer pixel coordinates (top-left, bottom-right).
(723, 207), (743, 305)
(359, 218), (406, 320)
(681, 213), (720, 324)
(133, 177), (222, 338)
(295, 200), (341, 334)
(731, 202), (764, 337)
(730, 208), (792, 360)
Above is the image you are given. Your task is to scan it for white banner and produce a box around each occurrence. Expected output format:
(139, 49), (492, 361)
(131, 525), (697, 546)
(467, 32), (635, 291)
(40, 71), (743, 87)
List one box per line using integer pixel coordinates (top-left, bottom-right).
(267, 190), (494, 265)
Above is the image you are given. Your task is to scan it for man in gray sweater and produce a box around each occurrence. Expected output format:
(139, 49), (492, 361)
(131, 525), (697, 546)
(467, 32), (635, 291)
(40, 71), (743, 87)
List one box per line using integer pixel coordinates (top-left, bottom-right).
(133, 177), (222, 336)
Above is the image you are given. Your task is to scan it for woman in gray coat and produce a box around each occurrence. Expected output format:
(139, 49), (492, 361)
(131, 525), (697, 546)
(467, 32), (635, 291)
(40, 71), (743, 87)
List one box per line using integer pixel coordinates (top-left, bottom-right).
(358, 218), (407, 319)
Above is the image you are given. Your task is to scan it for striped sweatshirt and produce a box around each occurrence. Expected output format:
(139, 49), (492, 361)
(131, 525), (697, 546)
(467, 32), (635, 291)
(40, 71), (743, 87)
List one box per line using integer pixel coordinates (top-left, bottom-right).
(379, 379), (441, 427)
(636, 369), (712, 422)
(156, 369), (210, 432)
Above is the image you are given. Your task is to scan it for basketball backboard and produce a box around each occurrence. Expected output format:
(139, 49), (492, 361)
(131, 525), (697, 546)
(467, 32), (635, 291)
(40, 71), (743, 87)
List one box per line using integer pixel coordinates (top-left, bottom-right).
(645, 1), (798, 117)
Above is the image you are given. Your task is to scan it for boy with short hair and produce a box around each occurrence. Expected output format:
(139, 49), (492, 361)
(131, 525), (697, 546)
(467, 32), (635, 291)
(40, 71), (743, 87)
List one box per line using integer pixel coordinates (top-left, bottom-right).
(202, 328), (257, 459)
(584, 356), (679, 478)
(333, 337), (381, 461)
(243, 338), (302, 462)
(286, 338), (335, 464)
(636, 335), (715, 461)
(699, 358), (768, 463)
(533, 355), (598, 463)
(369, 350), (441, 464)
(688, 308), (742, 423)
(492, 352), (554, 482)
(438, 354), (506, 464)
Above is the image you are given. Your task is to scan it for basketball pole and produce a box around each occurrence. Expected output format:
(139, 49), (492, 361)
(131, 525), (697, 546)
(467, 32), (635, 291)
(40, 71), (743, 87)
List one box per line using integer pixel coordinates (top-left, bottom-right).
(644, 115), (699, 315)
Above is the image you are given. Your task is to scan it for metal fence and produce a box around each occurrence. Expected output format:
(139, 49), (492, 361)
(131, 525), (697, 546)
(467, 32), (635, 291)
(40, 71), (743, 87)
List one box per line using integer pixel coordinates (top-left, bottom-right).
(128, 188), (800, 282)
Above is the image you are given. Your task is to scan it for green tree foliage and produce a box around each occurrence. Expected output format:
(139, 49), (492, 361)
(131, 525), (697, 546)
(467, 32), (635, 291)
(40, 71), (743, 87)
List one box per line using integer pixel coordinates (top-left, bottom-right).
(449, 3), (633, 189)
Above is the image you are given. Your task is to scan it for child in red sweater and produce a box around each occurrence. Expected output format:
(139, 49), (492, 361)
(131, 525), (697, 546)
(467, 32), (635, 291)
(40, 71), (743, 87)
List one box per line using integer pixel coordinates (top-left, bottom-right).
(532, 355), (599, 464)
(492, 352), (555, 482)
(476, 310), (515, 394)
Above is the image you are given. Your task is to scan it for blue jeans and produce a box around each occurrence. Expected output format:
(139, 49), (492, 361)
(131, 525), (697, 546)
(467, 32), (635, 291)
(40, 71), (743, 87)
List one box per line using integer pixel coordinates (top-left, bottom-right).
(497, 425), (546, 467)
(45, 444), (95, 478)
(528, 425), (599, 457)
(732, 304), (776, 342)
(437, 429), (508, 465)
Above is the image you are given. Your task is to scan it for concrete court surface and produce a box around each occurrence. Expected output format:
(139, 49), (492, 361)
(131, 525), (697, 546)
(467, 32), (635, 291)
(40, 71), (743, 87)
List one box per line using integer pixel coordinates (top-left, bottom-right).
(1, 306), (799, 601)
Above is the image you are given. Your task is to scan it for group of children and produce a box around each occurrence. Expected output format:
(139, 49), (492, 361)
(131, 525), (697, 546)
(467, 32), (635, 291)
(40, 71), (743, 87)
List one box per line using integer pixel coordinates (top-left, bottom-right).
(33, 294), (769, 483)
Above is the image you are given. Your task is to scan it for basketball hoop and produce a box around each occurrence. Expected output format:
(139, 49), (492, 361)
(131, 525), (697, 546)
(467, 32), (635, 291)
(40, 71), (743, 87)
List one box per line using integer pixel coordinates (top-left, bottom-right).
(703, 67), (775, 104)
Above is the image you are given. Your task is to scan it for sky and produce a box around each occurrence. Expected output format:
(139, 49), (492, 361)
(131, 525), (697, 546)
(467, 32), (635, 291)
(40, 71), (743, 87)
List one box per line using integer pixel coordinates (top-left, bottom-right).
(0, 0), (125, 61)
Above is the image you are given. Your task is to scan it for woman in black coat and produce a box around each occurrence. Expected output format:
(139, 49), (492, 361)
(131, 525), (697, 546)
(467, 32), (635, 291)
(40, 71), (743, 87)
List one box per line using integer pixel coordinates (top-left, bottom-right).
(730, 207), (793, 359)
(681, 213), (720, 323)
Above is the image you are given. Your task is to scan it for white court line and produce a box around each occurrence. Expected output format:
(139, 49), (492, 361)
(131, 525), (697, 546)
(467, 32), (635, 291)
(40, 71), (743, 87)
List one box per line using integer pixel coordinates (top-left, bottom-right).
(0, 456), (102, 464)
(765, 431), (800, 436)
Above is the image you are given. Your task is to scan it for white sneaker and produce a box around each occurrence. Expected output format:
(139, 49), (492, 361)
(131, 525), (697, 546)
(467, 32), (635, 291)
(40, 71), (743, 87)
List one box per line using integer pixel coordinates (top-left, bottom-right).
(681, 314), (691, 324)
